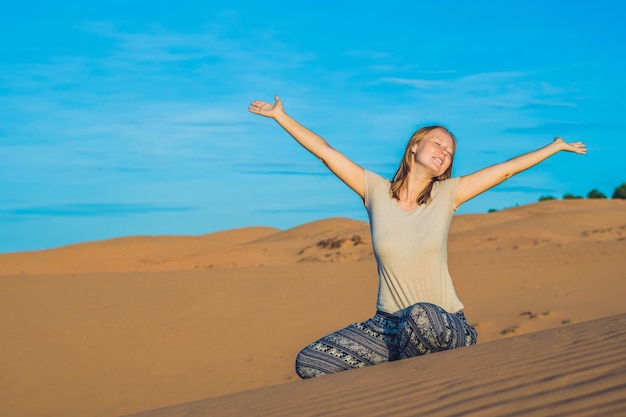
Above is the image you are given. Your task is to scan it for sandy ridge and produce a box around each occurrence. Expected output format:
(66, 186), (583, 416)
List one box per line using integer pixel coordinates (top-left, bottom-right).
(124, 312), (626, 417)
(0, 218), (372, 275)
(1, 199), (624, 276)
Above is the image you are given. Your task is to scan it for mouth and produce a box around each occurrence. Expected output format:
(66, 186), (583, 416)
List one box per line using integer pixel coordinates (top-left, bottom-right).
(433, 156), (444, 166)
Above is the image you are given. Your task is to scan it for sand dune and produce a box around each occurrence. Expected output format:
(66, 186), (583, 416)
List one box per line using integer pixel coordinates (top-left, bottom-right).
(2, 199), (623, 276)
(125, 312), (626, 417)
(0, 199), (625, 417)
(0, 218), (371, 275)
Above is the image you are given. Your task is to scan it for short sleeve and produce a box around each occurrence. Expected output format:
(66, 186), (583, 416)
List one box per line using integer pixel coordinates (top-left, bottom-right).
(363, 170), (389, 208)
(433, 177), (460, 210)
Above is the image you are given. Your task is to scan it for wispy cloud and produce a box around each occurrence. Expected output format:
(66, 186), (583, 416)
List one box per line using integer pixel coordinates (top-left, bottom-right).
(1, 203), (196, 218)
(521, 100), (577, 109)
(80, 20), (316, 77)
(255, 203), (365, 217)
(81, 21), (233, 63)
(376, 70), (577, 111)
(489, 185), (555, 193)
(503, 121), (607, 135)
(380, 77), (447, 89)
(234, 159), (333, 177)
(240, 170), (331, 177)
(345, 50), (391, 60)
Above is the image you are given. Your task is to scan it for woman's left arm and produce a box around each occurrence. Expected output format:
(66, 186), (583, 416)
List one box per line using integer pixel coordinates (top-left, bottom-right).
(455, 137), (587, 207)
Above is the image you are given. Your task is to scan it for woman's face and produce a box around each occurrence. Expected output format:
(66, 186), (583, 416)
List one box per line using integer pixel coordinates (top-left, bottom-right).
(411, 128), (455, 176)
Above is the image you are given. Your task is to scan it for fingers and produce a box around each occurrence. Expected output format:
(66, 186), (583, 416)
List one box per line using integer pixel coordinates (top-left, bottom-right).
(572, 142), (587, 154)
(554, 137), (587, 154)
(565, 141), (587, 154)
(249, 96), (282, 115)
(248, 100), (267, 113)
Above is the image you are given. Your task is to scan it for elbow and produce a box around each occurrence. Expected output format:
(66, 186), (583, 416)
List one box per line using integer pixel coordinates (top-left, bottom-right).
(497, 171), (516, 185)
(501, 164), (519, 181)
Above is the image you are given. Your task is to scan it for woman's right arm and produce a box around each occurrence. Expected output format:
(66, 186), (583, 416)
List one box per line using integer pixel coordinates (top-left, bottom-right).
(249, 95), (365, 197)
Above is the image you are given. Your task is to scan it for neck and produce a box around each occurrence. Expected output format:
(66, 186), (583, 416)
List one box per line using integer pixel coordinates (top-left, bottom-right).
(400, 170), (432, 202)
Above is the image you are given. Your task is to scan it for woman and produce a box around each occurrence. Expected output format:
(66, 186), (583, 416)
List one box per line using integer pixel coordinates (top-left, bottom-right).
(248, 95), (587, 378)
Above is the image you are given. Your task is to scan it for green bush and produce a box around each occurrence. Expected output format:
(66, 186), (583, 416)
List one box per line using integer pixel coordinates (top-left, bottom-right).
(586, 189), (607, 199)
(538, 195), (556, 201)
(613, 183), (626, 199)
(563, 193), (583, 199)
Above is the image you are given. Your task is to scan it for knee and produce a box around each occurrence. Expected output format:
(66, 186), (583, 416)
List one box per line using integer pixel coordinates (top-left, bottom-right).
(294, 345), (335, 379)
(294, 351), (313, 379)
(400, 302), (466, 357)
(407, 303), (450, 347)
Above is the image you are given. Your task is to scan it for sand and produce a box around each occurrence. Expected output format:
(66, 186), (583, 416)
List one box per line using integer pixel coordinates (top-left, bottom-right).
(0, 198), (625, 416)
(125, 312), (626, 417)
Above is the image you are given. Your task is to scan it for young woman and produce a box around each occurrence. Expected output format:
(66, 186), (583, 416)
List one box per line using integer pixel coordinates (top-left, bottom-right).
(249, 95), (587, 378)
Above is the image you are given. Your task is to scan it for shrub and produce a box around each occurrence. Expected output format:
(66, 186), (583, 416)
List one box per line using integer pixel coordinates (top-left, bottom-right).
(488, 208), (498, 213)
(538, 195), (556, 201)
(586, 189), (607, 199)
(563, 193), (583, 199)
(613, 183), (626, 199)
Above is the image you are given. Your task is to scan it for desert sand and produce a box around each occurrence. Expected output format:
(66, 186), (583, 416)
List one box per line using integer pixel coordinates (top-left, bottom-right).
(126, 312), (626, 417)
(1, 198), (625, 417)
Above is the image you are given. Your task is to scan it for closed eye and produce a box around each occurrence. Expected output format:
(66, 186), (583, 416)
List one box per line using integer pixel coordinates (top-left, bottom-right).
(432, 138), (454, 157)
(435, 142), (452, 156)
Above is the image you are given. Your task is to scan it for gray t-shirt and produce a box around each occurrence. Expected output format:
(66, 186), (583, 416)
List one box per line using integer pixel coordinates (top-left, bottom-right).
(363, 170), (464, 314)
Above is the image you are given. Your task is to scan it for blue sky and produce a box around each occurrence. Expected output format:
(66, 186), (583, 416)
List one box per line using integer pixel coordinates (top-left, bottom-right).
(1, 1), (625, 253)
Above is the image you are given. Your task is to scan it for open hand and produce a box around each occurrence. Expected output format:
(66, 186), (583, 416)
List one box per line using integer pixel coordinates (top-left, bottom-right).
(249, 95), (284, 118)
(554, 137), (587, 155)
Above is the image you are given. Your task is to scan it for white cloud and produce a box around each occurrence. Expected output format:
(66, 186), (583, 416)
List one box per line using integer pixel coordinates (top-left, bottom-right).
(380, 77), (447, 89)
(375, 70), (579, 113)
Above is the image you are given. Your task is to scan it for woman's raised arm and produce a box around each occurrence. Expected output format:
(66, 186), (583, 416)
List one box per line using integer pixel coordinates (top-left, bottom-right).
(249, 96), (365, 197)
(455, 137), (587, 208)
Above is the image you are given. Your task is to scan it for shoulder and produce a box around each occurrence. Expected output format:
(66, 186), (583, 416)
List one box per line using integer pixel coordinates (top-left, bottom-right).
(363, 169), (391, 206)
(434, 176), (460, 190)
(433, 177), (460, 205)
(364, 169), (390, 188)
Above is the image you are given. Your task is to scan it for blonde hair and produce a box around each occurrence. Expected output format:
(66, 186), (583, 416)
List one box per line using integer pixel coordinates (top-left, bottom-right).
(390, 125), (457, 205)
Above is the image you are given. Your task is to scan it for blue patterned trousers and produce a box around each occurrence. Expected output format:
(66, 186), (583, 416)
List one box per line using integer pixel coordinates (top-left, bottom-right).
(295, 302), (478, 379)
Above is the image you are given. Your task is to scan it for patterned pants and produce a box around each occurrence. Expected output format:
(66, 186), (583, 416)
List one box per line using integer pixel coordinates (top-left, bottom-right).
(295, 302), (478, 379)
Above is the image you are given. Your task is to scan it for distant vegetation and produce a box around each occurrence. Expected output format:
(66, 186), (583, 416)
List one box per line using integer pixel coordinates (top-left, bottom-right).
(538, 195), (557, 201)
(487, 183), (625, 213)
(538, 183), (626, 202)
(587, 189), (607, 199)
(613, 183), (626, 199)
